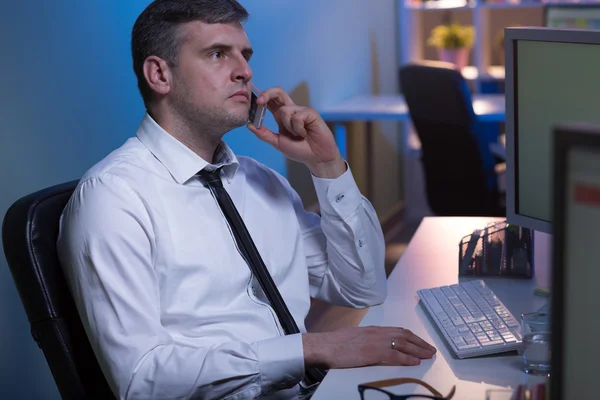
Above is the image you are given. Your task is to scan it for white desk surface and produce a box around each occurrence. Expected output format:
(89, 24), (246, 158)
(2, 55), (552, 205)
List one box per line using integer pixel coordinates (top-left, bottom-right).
(319, 94), (505, 123)
(462, 65), (506, 82)
(312, 217), (550, 400)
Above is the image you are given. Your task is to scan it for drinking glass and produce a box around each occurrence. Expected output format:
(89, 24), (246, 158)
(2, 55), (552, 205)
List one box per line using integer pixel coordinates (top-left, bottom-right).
(520, 311), (551, 376)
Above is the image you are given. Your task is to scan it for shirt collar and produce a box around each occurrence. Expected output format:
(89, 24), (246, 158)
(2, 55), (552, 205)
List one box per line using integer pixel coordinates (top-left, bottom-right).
(136, 113), (239, 184)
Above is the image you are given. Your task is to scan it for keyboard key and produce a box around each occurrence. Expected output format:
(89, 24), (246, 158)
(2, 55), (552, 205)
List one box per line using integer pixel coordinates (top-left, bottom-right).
(481, 339), (504, 347)
(503, 317), (520, 328)
(464, 333), (478, 343)
(441, 319), (454, 328)
(475, 332), (489, 340)
(442, 319), (454, 328)
(502, 334), (517, 343)
(492, 321), (507, 330)
(450, 284), (462, 292)
(446, 327), (459, 337)
(441, 286), (454, 296)
(480, 320), (492, 327)
(457, 343), (480, 350)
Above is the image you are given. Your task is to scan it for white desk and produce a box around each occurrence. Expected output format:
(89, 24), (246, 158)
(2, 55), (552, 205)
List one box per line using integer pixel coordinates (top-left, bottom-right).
(319, 95), (505, 200)
(319, 94), (505, 123)
(312, 217), (550, 400)
(462, 66), (506, 83)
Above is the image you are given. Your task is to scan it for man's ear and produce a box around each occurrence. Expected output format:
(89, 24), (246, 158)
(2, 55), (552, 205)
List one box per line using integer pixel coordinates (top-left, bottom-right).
(143, 56), (172, 96)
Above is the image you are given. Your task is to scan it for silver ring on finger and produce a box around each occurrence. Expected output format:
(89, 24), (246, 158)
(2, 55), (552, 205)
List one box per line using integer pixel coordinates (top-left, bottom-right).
(391, 338), (396, 350)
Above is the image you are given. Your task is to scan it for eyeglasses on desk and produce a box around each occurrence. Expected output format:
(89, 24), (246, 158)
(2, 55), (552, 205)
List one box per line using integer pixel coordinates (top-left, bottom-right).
(358, 377), (456, 400)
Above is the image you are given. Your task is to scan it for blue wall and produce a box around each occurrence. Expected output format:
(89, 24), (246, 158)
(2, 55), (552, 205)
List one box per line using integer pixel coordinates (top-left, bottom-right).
(0, 0), (387, 397)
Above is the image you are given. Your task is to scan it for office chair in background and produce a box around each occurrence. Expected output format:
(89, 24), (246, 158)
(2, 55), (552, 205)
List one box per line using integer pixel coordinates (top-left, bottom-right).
(399, 61), (505, 217)
(2, 181), (115, 399)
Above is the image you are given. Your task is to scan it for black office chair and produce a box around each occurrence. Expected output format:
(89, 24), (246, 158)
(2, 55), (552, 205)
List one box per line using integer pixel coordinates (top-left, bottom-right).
(2, 181), (115, 399)
(399, 61), (505, 217)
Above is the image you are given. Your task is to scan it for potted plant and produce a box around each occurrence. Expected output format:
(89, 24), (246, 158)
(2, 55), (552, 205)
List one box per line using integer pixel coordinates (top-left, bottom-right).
(427, 22), (474, 70)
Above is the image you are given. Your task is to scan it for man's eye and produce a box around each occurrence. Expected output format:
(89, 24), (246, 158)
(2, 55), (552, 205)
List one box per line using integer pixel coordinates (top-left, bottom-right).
(211, 51), (224, 59)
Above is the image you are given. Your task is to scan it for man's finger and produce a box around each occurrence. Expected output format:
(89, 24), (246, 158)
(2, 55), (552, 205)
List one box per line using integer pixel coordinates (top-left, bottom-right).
(247, 123), (279, 149)
(279, 106), (306, 136)
(257, 86), (295, 107)
(393, 339), (435, 359)
(399, 329), (437, 353)
(279, 107), (296, 135)
(386, 350), (421, 366)
(291, 112), (308, 138)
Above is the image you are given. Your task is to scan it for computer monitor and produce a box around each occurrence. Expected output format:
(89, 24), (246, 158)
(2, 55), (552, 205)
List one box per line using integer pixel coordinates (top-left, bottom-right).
(545, 4), (600, 30)
(551, 122), (600, 400)
(505, 27), (600, 234)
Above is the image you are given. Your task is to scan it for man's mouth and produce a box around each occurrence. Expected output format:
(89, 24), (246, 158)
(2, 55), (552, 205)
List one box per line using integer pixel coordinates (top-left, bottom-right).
(230, 89), (250, 102)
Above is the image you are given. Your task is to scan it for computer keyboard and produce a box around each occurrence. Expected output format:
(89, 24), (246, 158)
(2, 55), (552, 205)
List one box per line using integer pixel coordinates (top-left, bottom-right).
(417, 280), (522, 359)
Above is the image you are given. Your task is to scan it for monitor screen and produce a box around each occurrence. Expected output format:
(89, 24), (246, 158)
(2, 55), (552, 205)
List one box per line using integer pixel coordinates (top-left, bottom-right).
(552, 123), (600, 400)
(506, 28), (600, 233)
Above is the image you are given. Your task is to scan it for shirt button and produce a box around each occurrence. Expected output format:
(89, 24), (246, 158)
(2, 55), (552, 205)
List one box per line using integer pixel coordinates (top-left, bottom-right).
(335, 194), (345, 203)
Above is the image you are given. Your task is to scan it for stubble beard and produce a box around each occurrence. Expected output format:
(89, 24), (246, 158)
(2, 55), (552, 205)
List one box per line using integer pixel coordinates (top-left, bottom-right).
(171, 81), (249, 141)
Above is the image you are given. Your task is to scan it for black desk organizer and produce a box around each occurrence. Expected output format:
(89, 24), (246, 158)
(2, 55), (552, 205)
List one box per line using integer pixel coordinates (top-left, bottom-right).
(458, 220), (534, 278)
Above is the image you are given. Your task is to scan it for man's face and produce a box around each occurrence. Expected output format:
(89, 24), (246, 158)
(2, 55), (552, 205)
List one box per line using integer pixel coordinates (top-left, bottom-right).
(168, 21), (254, 133)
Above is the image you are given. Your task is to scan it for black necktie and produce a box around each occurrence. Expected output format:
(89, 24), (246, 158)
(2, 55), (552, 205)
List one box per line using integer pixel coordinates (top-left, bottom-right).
(198, 168), (326, 388)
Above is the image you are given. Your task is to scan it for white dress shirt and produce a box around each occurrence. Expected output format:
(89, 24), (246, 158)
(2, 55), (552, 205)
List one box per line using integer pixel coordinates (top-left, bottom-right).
(57, 114), (386, 400)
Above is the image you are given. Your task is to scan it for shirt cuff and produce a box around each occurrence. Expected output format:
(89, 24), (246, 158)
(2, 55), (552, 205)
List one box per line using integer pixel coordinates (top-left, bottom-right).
(312, 162), (362, 219)
(257, 333), (305, 393)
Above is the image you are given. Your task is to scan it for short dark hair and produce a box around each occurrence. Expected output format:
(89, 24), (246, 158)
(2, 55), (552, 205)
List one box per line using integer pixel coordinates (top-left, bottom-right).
(131, 0), (249, 108)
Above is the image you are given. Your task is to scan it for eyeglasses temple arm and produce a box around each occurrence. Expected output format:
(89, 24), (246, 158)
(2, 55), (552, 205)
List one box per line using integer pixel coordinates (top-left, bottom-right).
(361, 377), (445, 398)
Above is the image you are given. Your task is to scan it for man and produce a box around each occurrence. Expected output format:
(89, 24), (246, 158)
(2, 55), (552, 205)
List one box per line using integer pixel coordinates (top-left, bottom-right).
(57, 0), (437, 399)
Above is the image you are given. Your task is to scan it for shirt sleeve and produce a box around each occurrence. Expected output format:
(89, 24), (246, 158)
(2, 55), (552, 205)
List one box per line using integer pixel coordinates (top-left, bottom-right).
(280, 162), (387, 308)
(57, 174), (304, 400)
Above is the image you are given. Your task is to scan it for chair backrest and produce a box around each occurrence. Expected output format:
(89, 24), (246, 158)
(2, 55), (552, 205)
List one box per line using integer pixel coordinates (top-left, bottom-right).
(399, 61), (502, 216)
(2, 181), (115, 400)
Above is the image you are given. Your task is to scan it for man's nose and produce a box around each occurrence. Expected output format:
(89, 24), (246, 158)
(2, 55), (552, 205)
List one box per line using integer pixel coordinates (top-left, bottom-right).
(233, 57), (252, 82)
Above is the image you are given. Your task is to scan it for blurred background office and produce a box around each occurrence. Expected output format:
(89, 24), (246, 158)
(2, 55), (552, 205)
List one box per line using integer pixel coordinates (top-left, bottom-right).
(1, 0), (598, 398)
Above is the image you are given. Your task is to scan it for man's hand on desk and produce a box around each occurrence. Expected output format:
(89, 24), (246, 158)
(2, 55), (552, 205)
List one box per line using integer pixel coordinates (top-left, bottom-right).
(302, 326), (437, 368)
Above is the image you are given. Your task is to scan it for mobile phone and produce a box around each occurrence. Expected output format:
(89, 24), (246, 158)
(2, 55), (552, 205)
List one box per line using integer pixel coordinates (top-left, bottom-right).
(248, 85), (267, 129)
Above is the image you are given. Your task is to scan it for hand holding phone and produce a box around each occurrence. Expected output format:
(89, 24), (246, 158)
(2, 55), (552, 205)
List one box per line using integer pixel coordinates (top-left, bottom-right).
(248, 83), (267, 129)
